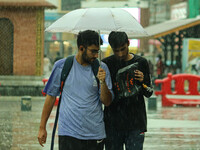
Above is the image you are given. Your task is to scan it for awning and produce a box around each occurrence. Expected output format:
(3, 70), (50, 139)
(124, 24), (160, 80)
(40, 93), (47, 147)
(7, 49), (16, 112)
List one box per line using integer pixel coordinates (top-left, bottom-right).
(144, 17), (200, 38)
(0, 0), (57, 9)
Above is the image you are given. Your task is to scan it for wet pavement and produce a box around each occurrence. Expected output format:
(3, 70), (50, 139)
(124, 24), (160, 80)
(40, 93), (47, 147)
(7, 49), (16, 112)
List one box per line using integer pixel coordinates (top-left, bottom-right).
(0, 96), (200, 150)
(145, 96), (200, 150)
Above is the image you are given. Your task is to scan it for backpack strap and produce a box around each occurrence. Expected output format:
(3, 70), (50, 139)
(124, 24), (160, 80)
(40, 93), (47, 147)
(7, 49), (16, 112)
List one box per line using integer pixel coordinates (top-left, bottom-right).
(50, 56), (100, 150)
(50, 55), (74, 150)
(60, 55), (74, 92)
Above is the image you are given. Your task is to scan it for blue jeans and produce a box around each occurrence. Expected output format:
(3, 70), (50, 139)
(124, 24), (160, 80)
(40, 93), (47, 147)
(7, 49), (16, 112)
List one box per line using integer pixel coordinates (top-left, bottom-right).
(105, 129), (145, 150)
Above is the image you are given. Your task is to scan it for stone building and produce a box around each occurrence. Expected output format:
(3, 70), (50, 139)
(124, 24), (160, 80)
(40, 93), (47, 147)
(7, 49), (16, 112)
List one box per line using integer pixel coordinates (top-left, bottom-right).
(0, 0), (56, 76)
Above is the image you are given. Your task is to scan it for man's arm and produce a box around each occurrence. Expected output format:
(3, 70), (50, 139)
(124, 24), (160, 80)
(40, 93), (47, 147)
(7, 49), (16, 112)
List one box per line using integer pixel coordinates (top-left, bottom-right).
(38, 95), (56, 147)
(98, 67), (112, 106)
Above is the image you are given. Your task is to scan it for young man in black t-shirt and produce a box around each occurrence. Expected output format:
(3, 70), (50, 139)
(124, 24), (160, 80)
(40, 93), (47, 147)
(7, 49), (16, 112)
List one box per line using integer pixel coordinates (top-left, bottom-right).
(102, 31), (153, 150)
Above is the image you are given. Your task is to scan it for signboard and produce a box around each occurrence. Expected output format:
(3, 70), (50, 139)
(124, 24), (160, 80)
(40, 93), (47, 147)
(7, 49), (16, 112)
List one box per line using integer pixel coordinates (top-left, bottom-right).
(171, 2), (187, 20)
(182, 38), (200, 73)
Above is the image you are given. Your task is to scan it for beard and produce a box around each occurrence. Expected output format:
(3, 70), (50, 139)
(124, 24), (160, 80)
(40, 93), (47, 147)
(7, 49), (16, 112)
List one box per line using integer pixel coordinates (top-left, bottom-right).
(82, 49), (95, 64)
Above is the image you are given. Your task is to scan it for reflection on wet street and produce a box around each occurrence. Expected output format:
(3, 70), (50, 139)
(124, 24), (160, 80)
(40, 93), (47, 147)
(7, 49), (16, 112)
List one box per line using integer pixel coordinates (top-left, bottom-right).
(0, 96), (200, 150)
(145, 96), (200, 150)
(0, 97), (58, 150)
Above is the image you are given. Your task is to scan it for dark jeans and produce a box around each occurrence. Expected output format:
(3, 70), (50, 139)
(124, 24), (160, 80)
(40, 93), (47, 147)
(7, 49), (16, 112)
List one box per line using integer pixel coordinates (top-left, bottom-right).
(105, 129), (145, 150)
(59, 135), (104, 150)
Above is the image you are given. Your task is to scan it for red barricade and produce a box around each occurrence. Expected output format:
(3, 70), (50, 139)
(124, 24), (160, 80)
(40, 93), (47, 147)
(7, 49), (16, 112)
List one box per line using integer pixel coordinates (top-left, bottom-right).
(42, 78), (59, 106)
(155, 73), (200, 107)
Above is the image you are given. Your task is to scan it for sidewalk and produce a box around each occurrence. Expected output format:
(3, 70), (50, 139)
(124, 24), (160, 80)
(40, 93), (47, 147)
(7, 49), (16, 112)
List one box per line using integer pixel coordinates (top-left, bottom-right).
(144, 96), (200, 150)
(0, 96), (200, 150)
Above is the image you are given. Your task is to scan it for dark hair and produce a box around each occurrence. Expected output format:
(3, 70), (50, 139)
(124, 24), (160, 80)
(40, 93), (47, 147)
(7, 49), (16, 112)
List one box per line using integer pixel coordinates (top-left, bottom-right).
(56, 52), (60, 56)
(108, 31), (129, 49)
(77, 30), (103, 48)
(157, 54), (162, 59)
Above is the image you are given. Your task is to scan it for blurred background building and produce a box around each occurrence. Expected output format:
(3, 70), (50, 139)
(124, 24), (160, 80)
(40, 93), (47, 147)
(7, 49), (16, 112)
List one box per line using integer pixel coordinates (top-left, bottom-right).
(44, 0), (200, 77)
(0, 0), (56, 96)
(0, 0), (56, 76)
(0, 0), (199, 96)
(146, 0), (200, 75)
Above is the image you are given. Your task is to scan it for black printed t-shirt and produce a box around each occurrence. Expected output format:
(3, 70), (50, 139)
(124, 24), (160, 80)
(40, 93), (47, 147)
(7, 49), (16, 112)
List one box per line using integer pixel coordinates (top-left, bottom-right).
(102, 54), (153, 131)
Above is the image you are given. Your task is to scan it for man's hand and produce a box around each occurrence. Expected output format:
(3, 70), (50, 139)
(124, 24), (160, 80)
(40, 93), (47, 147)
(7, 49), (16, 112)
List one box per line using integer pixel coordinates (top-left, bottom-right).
(134, 70), (144, 82)
(97, 67), (106, 83)
(97, 67), (112, 106)
(38, 127), (47, 147)
(37, 95), (56, 147)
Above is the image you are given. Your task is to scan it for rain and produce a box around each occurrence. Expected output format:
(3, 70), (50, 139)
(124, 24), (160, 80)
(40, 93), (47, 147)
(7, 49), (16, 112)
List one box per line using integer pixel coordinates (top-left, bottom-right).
(0, 0), (200, 150)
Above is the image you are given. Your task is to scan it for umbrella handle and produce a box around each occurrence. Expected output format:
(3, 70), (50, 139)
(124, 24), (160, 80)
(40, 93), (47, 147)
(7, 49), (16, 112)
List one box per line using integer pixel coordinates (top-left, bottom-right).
(98, 30), (102, 67)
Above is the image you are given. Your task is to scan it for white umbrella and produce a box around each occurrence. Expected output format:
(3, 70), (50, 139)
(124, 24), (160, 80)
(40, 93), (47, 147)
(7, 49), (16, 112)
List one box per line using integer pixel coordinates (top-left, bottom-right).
(45, 8), (148, 38)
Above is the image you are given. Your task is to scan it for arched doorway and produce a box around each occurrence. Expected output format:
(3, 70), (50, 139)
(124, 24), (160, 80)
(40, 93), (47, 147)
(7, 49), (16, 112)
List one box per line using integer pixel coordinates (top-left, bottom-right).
(0, 18), (14, 75)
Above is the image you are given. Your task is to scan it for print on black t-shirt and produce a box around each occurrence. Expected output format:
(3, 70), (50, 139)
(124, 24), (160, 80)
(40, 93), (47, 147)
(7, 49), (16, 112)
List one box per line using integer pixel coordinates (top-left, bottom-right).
(115, 62), (142, 99)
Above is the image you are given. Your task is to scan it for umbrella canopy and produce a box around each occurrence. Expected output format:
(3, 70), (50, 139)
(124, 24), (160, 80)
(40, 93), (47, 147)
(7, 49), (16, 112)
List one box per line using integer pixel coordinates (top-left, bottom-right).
(45, 8), (148, 38)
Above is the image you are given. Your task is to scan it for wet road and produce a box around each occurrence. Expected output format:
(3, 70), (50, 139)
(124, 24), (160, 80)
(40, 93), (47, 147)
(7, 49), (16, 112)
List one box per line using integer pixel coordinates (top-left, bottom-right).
(145, 96), (200, 150)
(0, 96), (200, 150)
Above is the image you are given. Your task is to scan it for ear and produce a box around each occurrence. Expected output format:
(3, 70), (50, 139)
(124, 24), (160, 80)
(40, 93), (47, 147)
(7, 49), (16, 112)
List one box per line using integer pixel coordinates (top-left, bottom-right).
(79, 46), (84, 51)
(128, 40), (130, 46)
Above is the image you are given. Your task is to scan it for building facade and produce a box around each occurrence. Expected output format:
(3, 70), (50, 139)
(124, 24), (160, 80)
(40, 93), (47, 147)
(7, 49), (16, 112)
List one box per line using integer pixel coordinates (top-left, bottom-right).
(0, 0), (56, 76)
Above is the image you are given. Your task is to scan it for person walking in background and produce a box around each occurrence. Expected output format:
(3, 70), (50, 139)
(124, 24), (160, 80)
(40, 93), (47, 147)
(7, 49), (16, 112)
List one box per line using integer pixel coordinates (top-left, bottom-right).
(43, 54), (52, 78)
(102, 31), (153, 150)
(38, 30), (113, 150)
(54, 52), (63, 63)
(156, 54), (164, 79)
(148, 59), (154, 77)
(196, 57), (200, 75)
(148, 59), (155, 87)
